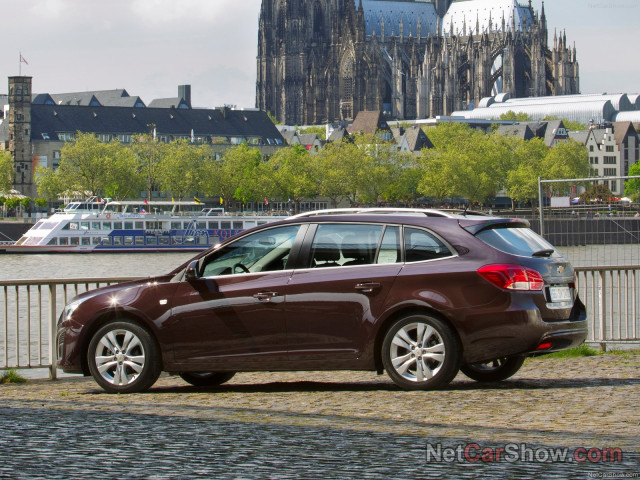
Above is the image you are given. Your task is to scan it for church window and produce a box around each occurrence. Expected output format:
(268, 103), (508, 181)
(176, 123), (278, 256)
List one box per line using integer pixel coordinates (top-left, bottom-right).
(313, 2), (323, 37)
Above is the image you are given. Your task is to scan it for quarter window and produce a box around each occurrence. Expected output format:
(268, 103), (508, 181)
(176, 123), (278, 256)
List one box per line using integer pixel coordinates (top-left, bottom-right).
(404, 227), (453, 262)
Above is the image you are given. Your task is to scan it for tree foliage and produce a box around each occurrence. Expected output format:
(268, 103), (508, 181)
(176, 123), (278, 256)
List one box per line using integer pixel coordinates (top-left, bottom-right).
(0, 150), (13, 193)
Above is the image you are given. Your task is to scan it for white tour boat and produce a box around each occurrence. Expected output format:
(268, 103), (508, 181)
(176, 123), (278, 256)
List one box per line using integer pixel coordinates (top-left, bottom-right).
(4, 198), (285, 253)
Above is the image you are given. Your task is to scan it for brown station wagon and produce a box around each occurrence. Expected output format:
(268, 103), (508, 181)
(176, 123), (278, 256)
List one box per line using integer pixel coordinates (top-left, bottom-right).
(57, 209), (587, 393)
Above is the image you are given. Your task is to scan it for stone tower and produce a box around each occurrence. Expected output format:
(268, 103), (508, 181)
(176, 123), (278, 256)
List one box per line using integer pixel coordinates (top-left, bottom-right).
(7, 76), (34, 197)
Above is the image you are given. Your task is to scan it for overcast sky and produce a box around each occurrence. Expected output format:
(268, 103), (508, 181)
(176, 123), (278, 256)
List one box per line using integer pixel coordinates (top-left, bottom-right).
(1, 0), (638, 110)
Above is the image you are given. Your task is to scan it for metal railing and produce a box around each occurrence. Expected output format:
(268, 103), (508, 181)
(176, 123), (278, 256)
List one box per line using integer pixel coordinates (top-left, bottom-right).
(575, 266), (640, 349)
(0, 277), (141, 379)
(1, 268), (639, 379)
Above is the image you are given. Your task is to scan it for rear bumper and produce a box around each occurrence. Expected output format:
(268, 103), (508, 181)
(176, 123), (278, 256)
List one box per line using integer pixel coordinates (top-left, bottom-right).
(461, 295), (588, 363)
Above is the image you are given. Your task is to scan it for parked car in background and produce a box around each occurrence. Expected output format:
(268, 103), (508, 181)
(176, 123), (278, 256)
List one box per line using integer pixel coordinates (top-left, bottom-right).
(57, 209), (587, 393)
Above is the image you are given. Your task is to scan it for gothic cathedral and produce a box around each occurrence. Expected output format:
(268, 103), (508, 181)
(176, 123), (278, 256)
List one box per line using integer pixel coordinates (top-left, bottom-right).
(256, 0), (579, 125)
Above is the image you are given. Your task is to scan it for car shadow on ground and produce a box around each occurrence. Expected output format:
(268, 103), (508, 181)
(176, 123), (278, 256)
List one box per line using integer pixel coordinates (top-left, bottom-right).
(103, 375), (640, 395)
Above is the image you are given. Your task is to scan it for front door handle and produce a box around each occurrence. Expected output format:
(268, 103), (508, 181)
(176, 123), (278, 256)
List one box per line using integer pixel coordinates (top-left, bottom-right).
(253, 291), (278, 301)
(355, 282), (381, 293)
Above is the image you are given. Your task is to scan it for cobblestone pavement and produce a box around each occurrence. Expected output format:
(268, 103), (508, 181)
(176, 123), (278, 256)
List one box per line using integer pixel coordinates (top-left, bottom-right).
(1, 355), (639, 479)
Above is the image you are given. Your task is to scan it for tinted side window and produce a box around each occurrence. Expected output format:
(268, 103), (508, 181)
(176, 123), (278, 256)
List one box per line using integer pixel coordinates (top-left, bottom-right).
(404, 227), (453, 262)
(201, 225), (300, 276)
(310, 224), (383, 268)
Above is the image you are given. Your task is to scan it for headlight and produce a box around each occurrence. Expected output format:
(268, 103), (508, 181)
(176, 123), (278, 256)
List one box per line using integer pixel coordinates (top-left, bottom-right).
(60, 299), (83, 324)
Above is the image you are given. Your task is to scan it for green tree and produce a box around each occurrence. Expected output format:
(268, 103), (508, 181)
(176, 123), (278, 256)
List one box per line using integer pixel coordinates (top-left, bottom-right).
(503, 137), (549, 211)
(314, 141), (349, 207)
(541, 139), (590, 197)
(624, 162), (640, 198)
(264, 144), (315, 213)
(499, 111), (533, 122)
(132, 131), (163, 201)
(57, 132), (111, 197)
(0, 150), (14, 193)
(157, 141), (209, 202)
(202, 143), (262, 211)
(299, 126), (326, 141)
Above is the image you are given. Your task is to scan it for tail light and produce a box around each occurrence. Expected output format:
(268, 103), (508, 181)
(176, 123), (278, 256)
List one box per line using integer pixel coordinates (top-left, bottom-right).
(477, 264), (544, 291)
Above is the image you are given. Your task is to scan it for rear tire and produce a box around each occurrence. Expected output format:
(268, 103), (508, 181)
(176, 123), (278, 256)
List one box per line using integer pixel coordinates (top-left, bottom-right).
(382, 314), (460, 391)
(179, 372), (235, 387)
(87, 320), (161, 394)
(461, 356), (525, 382)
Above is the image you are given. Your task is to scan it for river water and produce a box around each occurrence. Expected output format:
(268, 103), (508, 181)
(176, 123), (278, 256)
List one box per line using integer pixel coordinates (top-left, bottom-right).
(0, 244), (638, 282)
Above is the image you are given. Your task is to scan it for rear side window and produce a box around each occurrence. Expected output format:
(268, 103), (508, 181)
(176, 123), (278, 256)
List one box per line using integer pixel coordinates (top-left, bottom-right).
(476, 227), (559, 257)
(310, 224), (383, 268)
(404, 227), (453, 262)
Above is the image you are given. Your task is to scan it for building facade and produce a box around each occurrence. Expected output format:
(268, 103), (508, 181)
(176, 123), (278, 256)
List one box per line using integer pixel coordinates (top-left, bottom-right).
(0, 77), (285, 198)
(257, 0), (579, 125)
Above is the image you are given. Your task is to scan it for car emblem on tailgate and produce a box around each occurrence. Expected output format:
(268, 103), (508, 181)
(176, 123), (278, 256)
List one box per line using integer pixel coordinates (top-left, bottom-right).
(557, 265), (565, 274)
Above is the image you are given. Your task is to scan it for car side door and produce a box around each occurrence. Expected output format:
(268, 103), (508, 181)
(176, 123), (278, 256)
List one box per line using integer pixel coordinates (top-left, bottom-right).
(285, 223), (403, 366)
(166, 224), (305, 370)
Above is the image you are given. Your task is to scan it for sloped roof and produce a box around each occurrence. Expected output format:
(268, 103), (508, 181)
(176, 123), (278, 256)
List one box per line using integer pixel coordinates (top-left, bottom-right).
(298, 133), (321, 146)
(148, 98), (190, 109)
(442, 0), (534, 36)
(612, 121), (637, 147)
(347, 110), (389, 135)
(29, 104), (284, 144)
(280, 130), (298, 145)
(496, 124), (535, 140)
(543, 120), (565, 146)
(327, 127), (347, 143)
(361, 0), (438, 37)
(568, 130), (589, 145)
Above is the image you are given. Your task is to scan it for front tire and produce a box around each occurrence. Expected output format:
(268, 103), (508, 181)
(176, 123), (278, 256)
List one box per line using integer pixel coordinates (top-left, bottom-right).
(179, 372), (235, 387)
(87, 320), (161, 394)
(461, 356), (525, 382)
(382, 314), (460, 390)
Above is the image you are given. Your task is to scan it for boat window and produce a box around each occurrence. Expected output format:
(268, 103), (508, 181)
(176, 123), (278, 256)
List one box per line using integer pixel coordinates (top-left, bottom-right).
(70, 237), (80, 246)
(159, 236), (169, 245)
(124, 236), (134, 245)
(233, 222), (243, 229)
(135, 236), (145, 245)
(197, 222), (206, 230)
(31, 221), (44, 231)
(124, 221), (134, 230)
(146, 237), (157, 245)
(221, 221), (231, 229)
(91, 237), (101, 245)
(81, 237), (91, 246)
(47, 238), (57, 246)
(59, 237), (69, 245)
(208, 221), (219, 229)
(135, 222), (144, 229)
(113, 237), (123, 246)
(113, 221), (123, 230)
(171, 222), (182, 230)
(101, 237), (112, 245)
(91, 222), (101, 230)
(80, 222), (90, 230)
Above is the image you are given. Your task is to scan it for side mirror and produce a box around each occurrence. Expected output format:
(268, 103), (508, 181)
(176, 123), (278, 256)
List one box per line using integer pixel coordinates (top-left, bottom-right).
(185, 260), (200, 282)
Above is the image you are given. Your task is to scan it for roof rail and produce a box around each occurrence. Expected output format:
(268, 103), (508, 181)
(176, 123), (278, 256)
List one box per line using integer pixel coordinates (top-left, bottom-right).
(290, 208), (490, 218)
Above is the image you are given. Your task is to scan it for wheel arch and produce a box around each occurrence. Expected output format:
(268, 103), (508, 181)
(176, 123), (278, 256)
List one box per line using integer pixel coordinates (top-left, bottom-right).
(372, 306), (464, 374)
(79, 310), (163, 376)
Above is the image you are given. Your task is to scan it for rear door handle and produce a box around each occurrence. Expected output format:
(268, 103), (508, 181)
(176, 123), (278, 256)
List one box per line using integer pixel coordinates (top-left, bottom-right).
(355, 282), (381, 293)
(253, 291), (279, 301)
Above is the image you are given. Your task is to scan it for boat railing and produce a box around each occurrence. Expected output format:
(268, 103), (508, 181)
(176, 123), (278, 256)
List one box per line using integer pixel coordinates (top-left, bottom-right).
(1, 266), (639, 379)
